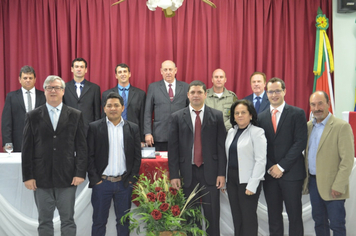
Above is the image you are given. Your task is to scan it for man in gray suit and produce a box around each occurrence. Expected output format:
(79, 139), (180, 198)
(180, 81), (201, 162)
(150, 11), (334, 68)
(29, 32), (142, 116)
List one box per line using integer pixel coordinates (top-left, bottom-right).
(1, 65), (46, 152)
(144, 60), (189, 151)
(22, 75), (87, 236)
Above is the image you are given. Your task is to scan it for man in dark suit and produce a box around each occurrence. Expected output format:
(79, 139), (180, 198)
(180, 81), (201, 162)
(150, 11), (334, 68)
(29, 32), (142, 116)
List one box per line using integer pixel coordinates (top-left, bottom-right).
(102, 63), (146, 142)
(144, 60), (189, 151)
(258, 77), (307, 236)
(22, 75), (87, 236)
(168, 80), (226, 236)
(63, 58), (101, 133)
(87, 92), (141, 236)
(1, 65), (46, 152)
(244, 71), (270, 114)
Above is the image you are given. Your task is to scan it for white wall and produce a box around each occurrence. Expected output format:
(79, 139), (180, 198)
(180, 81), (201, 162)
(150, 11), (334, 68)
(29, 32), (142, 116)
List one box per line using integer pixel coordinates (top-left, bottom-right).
(333, 0), (356, 118)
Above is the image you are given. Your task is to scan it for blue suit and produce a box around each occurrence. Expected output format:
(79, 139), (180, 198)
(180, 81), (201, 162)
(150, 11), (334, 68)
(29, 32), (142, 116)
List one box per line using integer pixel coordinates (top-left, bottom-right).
(244, 92), (270, 114)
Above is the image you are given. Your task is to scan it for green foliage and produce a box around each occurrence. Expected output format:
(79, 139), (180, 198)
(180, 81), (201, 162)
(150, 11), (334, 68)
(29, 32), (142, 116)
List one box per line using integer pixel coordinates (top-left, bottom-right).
(121, 170), (208, 236)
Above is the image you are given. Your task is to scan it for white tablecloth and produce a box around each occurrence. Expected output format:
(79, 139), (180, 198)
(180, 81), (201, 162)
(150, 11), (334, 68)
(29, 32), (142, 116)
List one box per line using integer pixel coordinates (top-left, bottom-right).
(1, 153), (355, 236)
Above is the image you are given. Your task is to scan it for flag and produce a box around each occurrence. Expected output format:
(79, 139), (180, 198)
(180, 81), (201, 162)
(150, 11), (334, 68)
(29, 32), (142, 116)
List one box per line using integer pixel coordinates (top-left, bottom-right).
(313, 7), (334, 113)
(354, 88), (356, 111)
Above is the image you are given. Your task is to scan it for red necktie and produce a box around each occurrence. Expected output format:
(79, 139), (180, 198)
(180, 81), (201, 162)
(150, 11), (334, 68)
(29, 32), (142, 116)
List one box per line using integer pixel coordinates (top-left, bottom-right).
(194, 110), (203, 167)
(272, 109), (278, 133)
(168, 84), (174, 101)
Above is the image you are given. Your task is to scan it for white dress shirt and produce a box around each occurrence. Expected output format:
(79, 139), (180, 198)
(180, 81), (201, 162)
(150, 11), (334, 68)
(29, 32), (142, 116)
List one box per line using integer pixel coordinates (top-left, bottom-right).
(21, 87), (36, 112)
(269, 101), (286, 172)
(163, 79), (176, 96)
(103, 117), (127, 176)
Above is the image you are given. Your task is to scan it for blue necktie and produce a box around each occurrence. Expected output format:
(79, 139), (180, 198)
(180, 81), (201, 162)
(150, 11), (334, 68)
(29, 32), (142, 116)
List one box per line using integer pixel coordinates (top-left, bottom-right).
(120, 88), (128, 120)
(255, 96), (261, 113)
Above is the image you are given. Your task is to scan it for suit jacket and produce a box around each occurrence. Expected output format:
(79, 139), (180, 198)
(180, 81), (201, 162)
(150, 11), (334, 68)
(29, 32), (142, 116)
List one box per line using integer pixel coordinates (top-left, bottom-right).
(1, 88), (46, 151)
(244, 92), (270, 114)
(87, 118), (142, 188)
(258, 103), (307, 181)
(102, 85), (146, 141)
(303, 115), (354, 200)
(168, 106), (227, 188)
(22, 104), (87, 188)
(225, 124), (267, 193)
(63, 79), (101, 132)
(144, 79), (189, 142)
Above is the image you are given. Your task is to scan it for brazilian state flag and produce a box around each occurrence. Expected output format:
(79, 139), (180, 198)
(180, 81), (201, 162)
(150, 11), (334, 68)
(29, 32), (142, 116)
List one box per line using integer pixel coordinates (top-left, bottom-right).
(313, 8), (334, 113)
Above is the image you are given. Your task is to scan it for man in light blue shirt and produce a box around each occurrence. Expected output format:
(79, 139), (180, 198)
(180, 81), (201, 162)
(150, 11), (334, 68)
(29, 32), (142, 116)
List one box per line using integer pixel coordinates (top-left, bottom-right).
(101, 63), (146, 143)
(22, 75), (87, 236)
(304, 91), (354, 236)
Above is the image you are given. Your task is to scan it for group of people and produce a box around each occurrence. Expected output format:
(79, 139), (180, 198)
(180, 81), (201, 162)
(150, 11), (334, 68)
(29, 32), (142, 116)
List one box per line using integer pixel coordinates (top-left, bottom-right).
(169, 75), (354, 236)
(0, 58), (354, 236)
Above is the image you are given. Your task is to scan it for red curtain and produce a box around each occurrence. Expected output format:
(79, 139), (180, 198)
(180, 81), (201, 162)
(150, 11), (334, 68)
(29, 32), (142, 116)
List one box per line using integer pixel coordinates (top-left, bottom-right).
(0, 0), (332, 145)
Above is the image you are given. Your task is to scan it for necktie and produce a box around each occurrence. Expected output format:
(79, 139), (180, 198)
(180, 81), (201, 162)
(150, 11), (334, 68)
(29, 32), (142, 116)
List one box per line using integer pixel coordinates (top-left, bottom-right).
(255, 96), (261, 113)
(52, 108), (58, 130)
(194, 110), (203, 167)
(75, 83), (81, 98)
(272, 109), (278, 133)
(168, 84), (174, 101)
(121, 88), (127, 120)
(26, 91), (32, 112)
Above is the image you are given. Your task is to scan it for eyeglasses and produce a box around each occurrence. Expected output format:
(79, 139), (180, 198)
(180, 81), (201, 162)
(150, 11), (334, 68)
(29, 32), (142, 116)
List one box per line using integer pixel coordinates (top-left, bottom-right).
(45, 86), (63, 92)
(267, 90), (283, 95)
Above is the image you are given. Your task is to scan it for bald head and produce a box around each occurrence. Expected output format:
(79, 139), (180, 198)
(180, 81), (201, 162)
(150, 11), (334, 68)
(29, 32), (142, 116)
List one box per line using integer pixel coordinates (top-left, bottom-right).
(160, 60), (177, 83)
(211, 69), (227, 93)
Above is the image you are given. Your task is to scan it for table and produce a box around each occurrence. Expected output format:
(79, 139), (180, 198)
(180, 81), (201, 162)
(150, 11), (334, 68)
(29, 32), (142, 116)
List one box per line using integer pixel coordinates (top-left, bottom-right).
(1, 153), (356, 235)
(139, 154), (170, 180)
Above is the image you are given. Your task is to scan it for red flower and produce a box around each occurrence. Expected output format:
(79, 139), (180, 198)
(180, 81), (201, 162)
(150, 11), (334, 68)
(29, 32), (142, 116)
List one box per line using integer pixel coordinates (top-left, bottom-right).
(155, 187), (162, 192)
(147, 192), (156, 202)
(157, 192), (166, 202)
(151, 209), (162, 220)
(171, 205), (181, 216)
(169, 187), (177, 196)
(159, 203), (169, 212)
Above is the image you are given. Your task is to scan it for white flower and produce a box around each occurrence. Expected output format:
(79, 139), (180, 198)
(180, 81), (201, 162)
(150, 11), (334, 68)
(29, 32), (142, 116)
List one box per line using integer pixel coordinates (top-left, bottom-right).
(146, 0), (184, 11)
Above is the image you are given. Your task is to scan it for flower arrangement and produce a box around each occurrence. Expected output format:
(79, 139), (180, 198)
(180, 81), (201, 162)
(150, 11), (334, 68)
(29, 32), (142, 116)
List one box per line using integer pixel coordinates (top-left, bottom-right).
(111, 0), (217, 18)
(121, 170), (208, 236)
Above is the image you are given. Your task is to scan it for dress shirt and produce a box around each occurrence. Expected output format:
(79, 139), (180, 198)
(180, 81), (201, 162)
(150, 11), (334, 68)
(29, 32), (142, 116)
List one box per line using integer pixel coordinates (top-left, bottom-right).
(73, 79), (85, 91)
(253, 91), (265, 107)
(118, 84), (130, 99)
(189, 104), (205, 164)
(103, 117), (126, 176)
(269, 101), (285, 127)
(163, 79), (176, 96)
(269, 101), (286, 172)
(45, 102), (63, 129)
(21, 87), (36, 112)
(307, 113), (331, 175)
